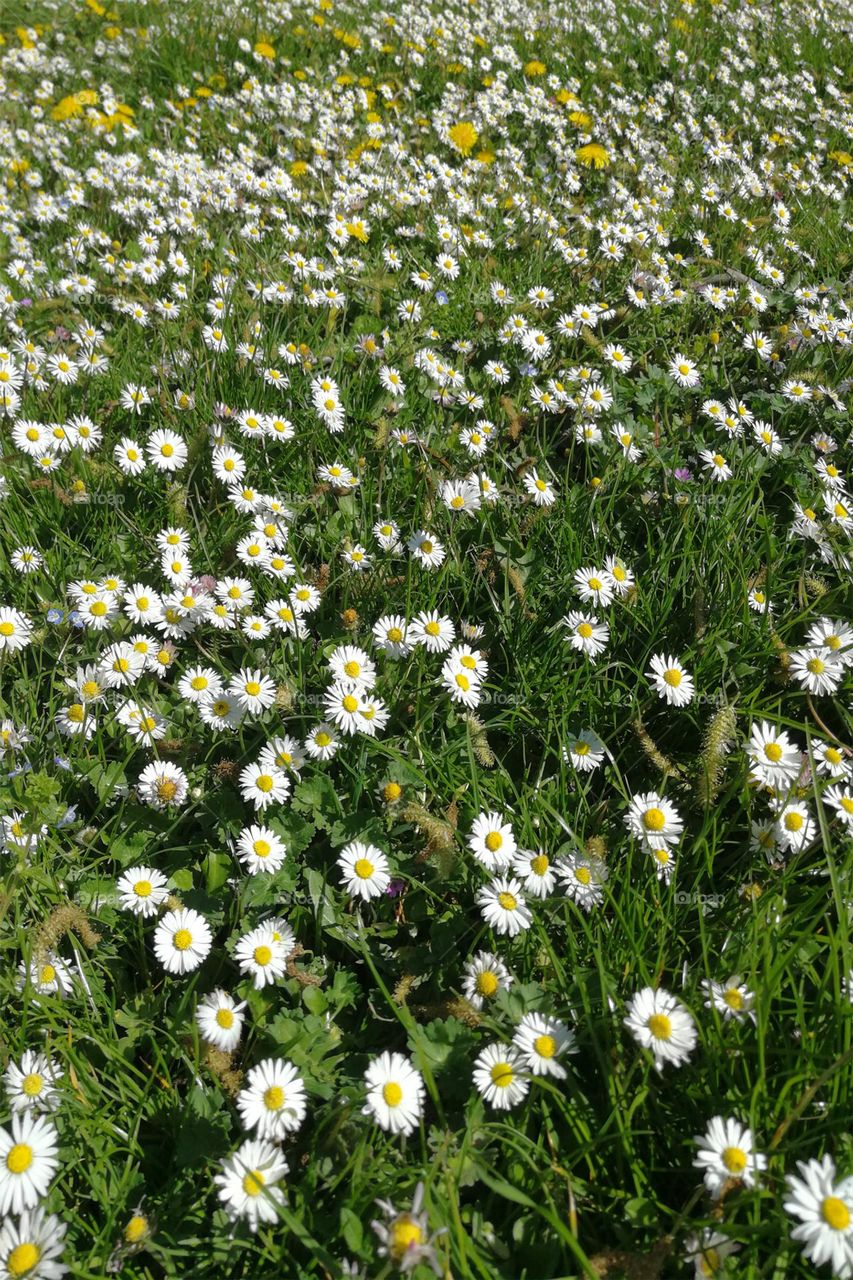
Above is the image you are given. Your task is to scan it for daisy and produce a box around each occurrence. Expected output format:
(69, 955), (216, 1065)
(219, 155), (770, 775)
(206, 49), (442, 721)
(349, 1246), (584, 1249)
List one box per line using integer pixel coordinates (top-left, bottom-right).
(625, 792), (683, 847)
(178, 666), (222, 705)
(0, 609), (32, 654)
(239, 762), (290, 811)
(304, 723), (340, 761)
(363, 1052), (425, 1136)
(0, 1114), (59, 1215)
(153, 909), (212, 976)
(214, 1140), (287, 1232)
(18, 955), (73, 1000)
(409, 610), (455, 653)
(647, 653), (695, 706)
(235, 825), (287, 875)
(234, 925), (289, 989)
(476, 877), (532, 937)
(701, 976), (756, 1023)
(146, 429), (187, 472)
(324, 682), (367, 735)
(467, 811), (516, 872)
(784, 1155), (853, 1277)
(685, 1230), (740, 1279)
(775, 802), (816, 853)
(338, 841), (391, 901)
(700, 449), (732, 481)
(669, 353), (701, 387)
(116, 866), (169, 917)
(408, 530), (446, 569)
(789, 648), (844, 696)
(693, 1115), (766, 1198)
(511, 849), (557, 898)
(462, 952), (513, 1010)
(4, 1053), (62, 1114)
(825, 785), (853, 826)
(807, 618), (853, 666)
(513, 1013), (576, 1079)
(556, 852), (608, 910)
(472, 1044), (529, 1110)
(562, 611), (609, 660)
(564, 730), (606, 772)
(574, 567), (615, 607)
(0, 1207), (68, 1280)
(813, 740), (851, 780)
(196, 990), (246, 1053)
(137, 761), (188, 810)
(230, 668), (277, 715)
(523, 469), (557, 507)
(747, 720), (802, 787)
(237, 1059), (307, 1139)
(373, 615), (411, 658)
(624, 987), (697, 1071)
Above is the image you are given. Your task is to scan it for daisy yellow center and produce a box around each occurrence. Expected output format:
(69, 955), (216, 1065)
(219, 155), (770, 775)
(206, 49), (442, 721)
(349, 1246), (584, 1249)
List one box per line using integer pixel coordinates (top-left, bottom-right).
(643, 807), (666, 832)
(82, 680), (100, 697)
(577, 622), (593, 638)
(663, 668), (682, 687)
(264, 1085), (285, 1110)
(646, 1013), (672, 1040)
(575, 742), (590, 756)
(156, 779), (178, 801)
(490, 1061), (514, 1088)
(826, 748), (842, 765)
(382, 1082), (403, 1107)
(133, 880), (152, 897)
(713, 454), (725, 467)
(6, 1143), (33, 1174)
(354, 858), (374, 879)
(531, 854), (549, 875)
(807, 657), (825, 674)
(344, 660), (361, 677)
(535, 478), (547, 491)
(826, 635), (841, 650)
(575, 866), (592, 885)
(722, 1146), (747, 1173)
(124, 1215), (149, 1244)
(253, 840), (271, 857)
(822, 1196), (851, 1230)
(315, 732), (332, 748)
(243, 1169), (266, 1197)
(723, 988), (744, 1009)
(21, 1073), (43, 1097)
(191, 676), (208, 691)
(91, 601), (107, 616)
(534, 1034), (557, 1059)
(68, 703), (85, 723)
(784, 811), (803, 831)
(764, 743), (782, 762)
(256, 775), (274, 793)
(420, 540), (433, 554)
(390, 1219), (422, 1258)
(498, 891), (517, 911)
(475, 971), (498, 997)
(161, 443), (174, 457)
(0, 622), (14, 636)
(173, 929), (192, 951)
(245, 681), (261, 696)
(388, 628), (403, 643)
(588, 577), (603, 591)
(342, 695), (359, 713)
(7, 1244), (40, 1276)
(40, 965), (56, 984)
(216, 1009), (234, 1029)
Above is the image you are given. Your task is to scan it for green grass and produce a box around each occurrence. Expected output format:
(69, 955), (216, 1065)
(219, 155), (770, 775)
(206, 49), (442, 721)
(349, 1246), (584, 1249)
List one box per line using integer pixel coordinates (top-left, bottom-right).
(1, 0), (853, 1275)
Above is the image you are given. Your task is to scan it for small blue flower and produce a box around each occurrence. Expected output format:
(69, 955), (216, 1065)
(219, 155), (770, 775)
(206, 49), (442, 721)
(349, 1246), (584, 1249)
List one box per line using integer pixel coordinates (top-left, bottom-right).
(57, 804), (77, 826)
(435, 290), (449, 305)
(54, 756), (72, 772)
(46, 608), (64, 624)
(69, 611), (85, 629)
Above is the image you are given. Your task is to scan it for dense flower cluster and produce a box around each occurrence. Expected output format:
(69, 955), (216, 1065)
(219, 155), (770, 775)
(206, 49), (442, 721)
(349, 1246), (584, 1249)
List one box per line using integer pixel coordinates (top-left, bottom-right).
(1, 0), (853, 1273)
